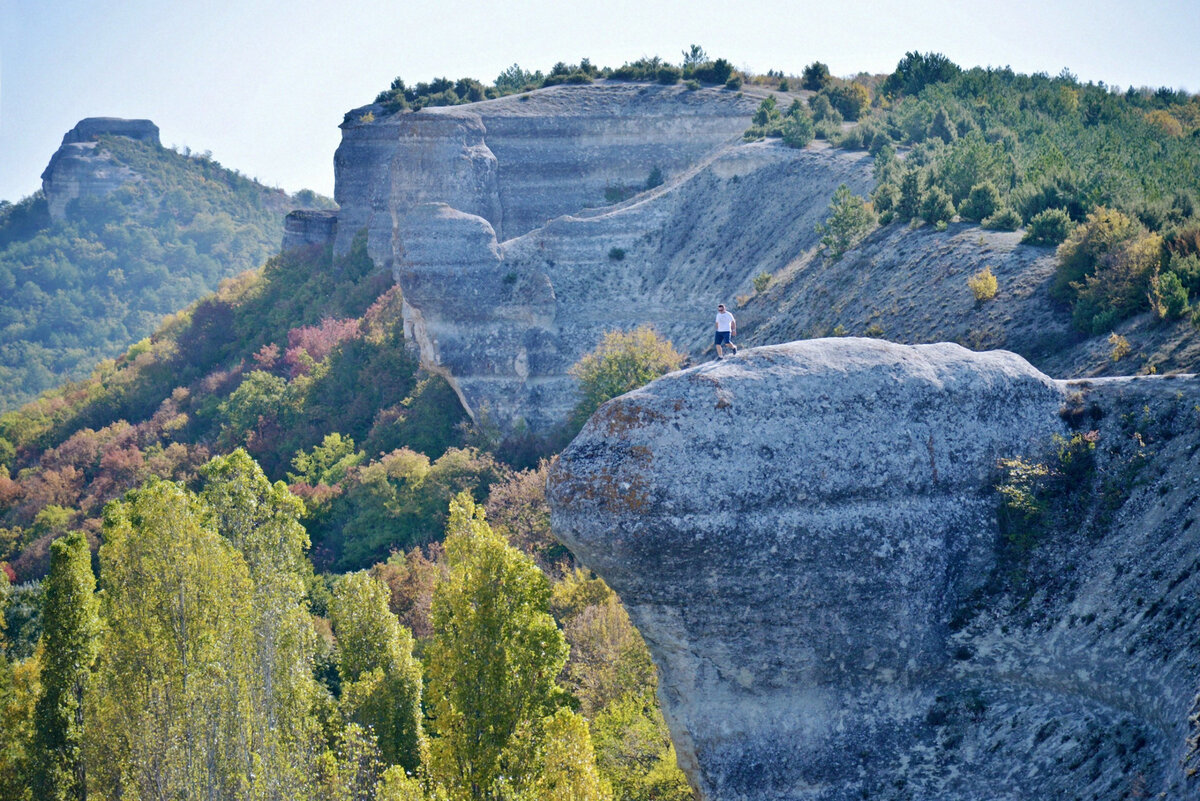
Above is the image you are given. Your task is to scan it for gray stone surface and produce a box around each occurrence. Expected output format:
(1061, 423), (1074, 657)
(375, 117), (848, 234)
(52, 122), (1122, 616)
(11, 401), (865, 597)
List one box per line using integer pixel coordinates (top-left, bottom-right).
(548, 338), (1200, 800)
(60, 117), (160, 146)
(41, 118), (159, 219)
(332, 82), (874, 431)
(282, 209), (338, 251)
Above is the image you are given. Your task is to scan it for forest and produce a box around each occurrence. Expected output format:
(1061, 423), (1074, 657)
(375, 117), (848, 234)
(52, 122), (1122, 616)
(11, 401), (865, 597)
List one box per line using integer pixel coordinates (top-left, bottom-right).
(0, 134), (330, 411)
(0, 49), (1198, 799)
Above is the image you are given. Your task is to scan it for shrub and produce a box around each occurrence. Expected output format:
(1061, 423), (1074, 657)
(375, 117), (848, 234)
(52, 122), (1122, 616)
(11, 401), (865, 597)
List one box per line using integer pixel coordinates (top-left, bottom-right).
(684, 80), (701, 91)
(1069, 231), (1164, 333)
(724, 75), (743, 90)
(967, 267), (998, 302)
(608, 247), (625, 261)
(656, 66), (681, 85)
(568, 327), (683, 429)
(823, 83), (870, 122)
(1108, 332), (1131, 361)
(645, 166), (664, 190)
(959, 182), (1001, 222)
(781, 111), (815, 148)
(778, 78), (790, 92)
(752, 272), (772, 293)
(982, 206), (1022, 231)
(1053, 207), (1147, 299)
(1150, 270), (1189, 320)
(817, 184), (877, 260)
(1023, 208), (1075, 246)
(808, 94), (842, 124)
(896, 170), (923, 222)
(921, 185), (956, 225)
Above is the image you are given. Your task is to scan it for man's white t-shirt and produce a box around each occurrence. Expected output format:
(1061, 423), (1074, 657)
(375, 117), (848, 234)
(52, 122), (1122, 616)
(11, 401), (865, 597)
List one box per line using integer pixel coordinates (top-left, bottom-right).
(716, 311), (735, 332)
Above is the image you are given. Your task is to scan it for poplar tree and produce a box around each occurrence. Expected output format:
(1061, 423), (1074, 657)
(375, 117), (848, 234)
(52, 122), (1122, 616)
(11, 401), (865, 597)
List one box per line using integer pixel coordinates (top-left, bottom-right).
(329, 571), (424, 773)
(199, 449), (321, 797)
(90, 480), (256, 800)
(31, 532), (99, 801)
(425, 493), (572, 801)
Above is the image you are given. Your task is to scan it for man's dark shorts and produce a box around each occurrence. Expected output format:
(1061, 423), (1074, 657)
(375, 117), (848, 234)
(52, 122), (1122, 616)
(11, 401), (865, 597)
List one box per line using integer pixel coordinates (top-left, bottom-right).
(715, 330), (732, 346)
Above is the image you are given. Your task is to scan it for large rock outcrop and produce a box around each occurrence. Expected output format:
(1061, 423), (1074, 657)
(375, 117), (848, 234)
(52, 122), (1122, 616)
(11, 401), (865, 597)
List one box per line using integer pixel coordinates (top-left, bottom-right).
(41, 117), (160, 220)
(548, 338), (1200, 800)
(334, 83), (877, 430)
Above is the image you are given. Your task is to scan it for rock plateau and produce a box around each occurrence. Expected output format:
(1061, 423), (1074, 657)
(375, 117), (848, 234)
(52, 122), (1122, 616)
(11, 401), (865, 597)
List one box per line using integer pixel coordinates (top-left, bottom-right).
(41, 117), (160, 220)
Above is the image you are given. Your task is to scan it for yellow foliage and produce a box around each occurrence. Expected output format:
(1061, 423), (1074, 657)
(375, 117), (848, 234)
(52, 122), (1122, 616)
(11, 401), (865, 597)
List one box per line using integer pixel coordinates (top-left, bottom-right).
(967, 267), (998, 302)
(1145, 109), (1184, 138)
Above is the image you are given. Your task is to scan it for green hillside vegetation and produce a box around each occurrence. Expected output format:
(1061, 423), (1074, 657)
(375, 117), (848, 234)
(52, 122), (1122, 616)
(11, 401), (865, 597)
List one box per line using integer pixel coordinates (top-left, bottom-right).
(0, 134), (331, 410)
(0, 229), (688, 797)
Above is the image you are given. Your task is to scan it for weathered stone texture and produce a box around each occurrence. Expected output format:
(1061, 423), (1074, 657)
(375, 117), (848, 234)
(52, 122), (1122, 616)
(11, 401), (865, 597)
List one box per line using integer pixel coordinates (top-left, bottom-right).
(549, 338), (1200, 800)
(41, 118), (159, 220)
(333, 82), (883, 431)
(282, 209), (338, 251)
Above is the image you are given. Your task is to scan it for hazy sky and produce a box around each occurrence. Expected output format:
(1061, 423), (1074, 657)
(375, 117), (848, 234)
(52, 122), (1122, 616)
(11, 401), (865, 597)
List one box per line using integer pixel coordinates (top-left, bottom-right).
(1, 0), (1197, 203)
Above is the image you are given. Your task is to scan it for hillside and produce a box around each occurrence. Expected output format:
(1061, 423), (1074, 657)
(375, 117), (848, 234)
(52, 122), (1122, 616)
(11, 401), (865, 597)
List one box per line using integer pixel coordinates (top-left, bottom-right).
(0, 51), (1198, 801)
(0, 118), (332, 411)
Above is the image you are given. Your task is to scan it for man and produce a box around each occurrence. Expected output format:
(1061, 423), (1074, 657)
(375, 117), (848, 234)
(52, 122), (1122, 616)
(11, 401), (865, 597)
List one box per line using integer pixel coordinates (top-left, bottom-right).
(714, 303), (737, 359)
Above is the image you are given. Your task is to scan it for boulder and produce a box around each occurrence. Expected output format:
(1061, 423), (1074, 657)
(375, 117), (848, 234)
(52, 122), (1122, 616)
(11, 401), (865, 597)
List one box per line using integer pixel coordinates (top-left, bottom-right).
(548, 338), (1200, 800)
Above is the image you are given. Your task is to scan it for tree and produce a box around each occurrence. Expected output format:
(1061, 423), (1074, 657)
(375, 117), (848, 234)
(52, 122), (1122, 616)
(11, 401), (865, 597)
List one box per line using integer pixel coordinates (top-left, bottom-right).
(425, 493), (571, 801)
(881, 51), (961, 98)
(824, 83), (870, 121)
(90, 479), (257, 801)
(801, 62), (831, 91)
(199, 449), (322, 797)
(681, 45), (707, 68)
(329, 571), (424, 773)
(817, 184), (877, 259)
(896, 169), (924, 222)
(568, 327), (683, 429)
(959, 182), (1001, 222)
(31, 532), (98, 801)
(920, 185), (956, 225)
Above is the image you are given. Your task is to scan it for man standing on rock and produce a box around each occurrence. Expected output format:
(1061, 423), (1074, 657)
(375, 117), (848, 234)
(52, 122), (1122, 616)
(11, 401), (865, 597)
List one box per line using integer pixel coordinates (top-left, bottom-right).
(715, 303), (737, 359)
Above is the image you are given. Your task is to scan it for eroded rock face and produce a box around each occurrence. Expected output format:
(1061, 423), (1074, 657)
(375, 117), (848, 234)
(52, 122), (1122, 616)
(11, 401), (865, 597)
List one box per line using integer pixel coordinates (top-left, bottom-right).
(41, 118), (159, 220)
(548, 339), (1200, 800)
(333, 83), (876, 431)
(282, 209), (338, 251)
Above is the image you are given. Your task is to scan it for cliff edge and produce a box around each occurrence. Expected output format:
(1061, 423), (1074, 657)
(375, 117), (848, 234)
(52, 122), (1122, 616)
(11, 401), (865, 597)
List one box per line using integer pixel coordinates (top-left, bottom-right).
(549, 338), (1200, 800)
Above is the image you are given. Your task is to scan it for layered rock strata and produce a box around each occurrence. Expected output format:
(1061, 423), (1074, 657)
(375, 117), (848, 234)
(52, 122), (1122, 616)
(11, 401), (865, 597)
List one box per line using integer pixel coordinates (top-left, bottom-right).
(548, 338), (1200, 800)
(334, 83), (878, 430)
(41, 117), (160, 220)
(282, 209), (338, 251)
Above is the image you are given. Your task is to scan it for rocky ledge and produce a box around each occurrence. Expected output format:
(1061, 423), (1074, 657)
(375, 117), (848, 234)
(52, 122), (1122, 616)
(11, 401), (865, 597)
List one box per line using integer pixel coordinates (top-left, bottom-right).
(548, 338), (1200, 800)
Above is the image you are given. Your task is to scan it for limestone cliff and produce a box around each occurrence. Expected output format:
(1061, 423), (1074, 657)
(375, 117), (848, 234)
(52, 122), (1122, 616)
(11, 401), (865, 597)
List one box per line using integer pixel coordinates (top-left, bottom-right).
(548, 339), (1200, 800)
(41, 117), (160, 219)
(333, 83), (883, 430)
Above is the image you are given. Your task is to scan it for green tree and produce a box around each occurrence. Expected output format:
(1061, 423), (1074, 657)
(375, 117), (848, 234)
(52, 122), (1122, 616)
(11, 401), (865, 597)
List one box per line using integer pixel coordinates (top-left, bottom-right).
(289, 434), (365, 486)
(425, 493), (571, 801)
(921, 185), (957, 225)
(896, 169), (924, 222)
(801, 62), (831, 91)
(199, 449), (322, 798)
(1023, 207), (1075, 246)
(31, 532), (99, 801)
(90, 480), (257, 801)
(568, 327), (683, 429)
(329, 571), (424, 773)
(959, 182), (1001, 222)
(817, 184), (877, 259)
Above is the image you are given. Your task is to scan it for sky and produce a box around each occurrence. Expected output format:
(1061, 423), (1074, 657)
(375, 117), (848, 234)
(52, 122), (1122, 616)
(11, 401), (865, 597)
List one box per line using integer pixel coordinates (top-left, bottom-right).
(1, 0), (1197, 204)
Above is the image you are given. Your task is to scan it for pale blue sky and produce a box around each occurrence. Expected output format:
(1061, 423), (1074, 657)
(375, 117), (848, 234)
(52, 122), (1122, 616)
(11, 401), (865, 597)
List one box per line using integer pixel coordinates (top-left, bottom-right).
(1, 0), (1197, 203)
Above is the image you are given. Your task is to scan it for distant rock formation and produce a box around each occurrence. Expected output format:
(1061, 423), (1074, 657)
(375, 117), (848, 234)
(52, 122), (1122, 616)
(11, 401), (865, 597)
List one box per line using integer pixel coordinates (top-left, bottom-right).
(333, 83), (877, 431)
(41, 117), (160, 220)
(549, 338), (1200, 800)
(282, 209), (338, 251)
